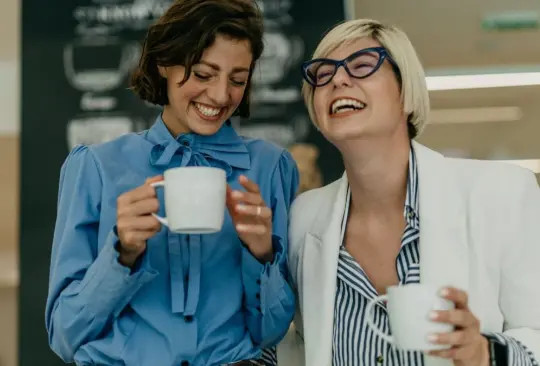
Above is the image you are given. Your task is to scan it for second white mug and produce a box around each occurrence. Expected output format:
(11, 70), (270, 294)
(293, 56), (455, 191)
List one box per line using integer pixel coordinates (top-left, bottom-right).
(365, 284), (455, 351)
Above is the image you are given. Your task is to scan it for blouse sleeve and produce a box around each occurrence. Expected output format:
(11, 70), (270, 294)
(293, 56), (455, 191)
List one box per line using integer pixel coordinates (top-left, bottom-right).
(45, 145), (157, 362)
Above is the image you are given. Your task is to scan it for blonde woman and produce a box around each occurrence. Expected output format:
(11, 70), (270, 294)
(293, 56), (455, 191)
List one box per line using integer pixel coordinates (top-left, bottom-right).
(278, 19), (540, 366)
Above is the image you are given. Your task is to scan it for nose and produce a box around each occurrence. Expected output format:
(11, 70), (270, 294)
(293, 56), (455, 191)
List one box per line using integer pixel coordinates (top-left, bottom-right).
(206, 78), (230, 106)
(331, 66), (352, 88)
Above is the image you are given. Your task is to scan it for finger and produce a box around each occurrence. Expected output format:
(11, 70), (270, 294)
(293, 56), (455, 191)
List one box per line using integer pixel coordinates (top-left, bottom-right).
(440, 287), (469, 309)
(234, 204), (272, 220)
(235, 223), (268, 235)
(230, 190), (264, 206)
(430, 309), (477, 328)
(118, 198), (160, 217)
(428, 344), (476, 361)
(226, 186), (238, 216)
(118, 216), (161, 232)
(118, 184), (157, 206)
(145, 175), (164, 185)
(428, 330), (472, 347)
(239, 175), (261, 194)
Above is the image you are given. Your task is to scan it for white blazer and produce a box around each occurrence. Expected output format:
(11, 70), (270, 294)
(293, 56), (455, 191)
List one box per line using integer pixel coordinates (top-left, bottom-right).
(277, 142), (540, 366)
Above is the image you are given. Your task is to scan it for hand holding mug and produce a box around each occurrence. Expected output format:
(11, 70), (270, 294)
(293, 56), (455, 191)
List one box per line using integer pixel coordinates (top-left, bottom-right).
(427, 287), (490, 366)
(116, 175), (163, 267)
(227, 175), (273, 263)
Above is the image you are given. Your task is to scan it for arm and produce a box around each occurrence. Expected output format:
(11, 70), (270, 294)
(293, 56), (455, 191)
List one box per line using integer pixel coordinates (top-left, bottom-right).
(490, 169), (540, 366)
(242, 150), (299, 349)
(275, 191), (308, 366)
(45, 146), (157, 362)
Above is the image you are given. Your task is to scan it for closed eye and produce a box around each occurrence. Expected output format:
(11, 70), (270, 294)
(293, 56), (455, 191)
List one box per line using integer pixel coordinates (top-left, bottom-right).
(230, 79), (247, 86)
(193, 72), (211, 81)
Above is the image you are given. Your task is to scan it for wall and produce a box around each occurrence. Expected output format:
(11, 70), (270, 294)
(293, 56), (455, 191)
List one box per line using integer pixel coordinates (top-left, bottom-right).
(0, 0), (19, 363)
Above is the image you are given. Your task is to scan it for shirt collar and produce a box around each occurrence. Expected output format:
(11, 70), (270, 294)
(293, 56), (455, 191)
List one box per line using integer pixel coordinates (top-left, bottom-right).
(144, 114), (250, 176)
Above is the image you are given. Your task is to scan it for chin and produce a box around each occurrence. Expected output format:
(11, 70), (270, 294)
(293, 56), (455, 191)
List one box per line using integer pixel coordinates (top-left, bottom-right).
(321, 122), (369, 142)
(189, 109), (233, 136)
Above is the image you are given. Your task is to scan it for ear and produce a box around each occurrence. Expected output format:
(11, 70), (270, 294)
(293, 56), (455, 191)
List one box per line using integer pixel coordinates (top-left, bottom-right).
(158, 66), (167, 78)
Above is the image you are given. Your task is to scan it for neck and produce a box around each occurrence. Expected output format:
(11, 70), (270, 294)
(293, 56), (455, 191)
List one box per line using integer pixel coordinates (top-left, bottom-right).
(161, 107), (190, 137)
(340, 133), (411, 217)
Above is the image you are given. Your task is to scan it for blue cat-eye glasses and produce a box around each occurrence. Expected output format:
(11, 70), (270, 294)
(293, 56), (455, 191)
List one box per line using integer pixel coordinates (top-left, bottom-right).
(301, 47), (400, 87)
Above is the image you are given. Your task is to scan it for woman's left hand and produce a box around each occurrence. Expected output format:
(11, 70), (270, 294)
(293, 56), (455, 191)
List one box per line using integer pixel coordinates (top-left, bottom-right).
(227, 175), (273, 263)
(427, 287), (490, 366)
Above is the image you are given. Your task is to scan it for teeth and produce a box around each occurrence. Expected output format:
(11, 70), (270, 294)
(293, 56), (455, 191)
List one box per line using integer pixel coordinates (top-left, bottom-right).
(195, 103), (222, 117)
(331, 99), (365, 114)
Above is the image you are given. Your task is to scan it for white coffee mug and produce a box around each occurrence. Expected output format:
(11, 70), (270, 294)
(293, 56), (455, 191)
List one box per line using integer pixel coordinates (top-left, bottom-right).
(150, 167), (226, 234)
(365, 284), (455, 351)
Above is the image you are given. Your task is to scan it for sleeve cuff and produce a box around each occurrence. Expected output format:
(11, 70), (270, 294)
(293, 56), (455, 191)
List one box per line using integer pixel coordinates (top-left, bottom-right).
(484, 332), (539, 366)
(78, 229), (158, 318)
(242, 235), (287, 311)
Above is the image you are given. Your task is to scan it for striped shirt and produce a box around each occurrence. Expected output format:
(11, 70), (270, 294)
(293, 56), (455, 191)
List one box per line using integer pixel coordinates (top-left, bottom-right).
(331, 147), (538, 366)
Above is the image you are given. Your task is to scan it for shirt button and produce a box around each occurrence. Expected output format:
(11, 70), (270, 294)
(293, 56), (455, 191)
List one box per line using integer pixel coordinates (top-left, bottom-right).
(255, 293), (260, 299)
(184, 315), (193, 323)
(181, 361), (189, 366)
(181, 140), (190, 146)
(256, 279), (261, 285)
(376, 355), (384, 364)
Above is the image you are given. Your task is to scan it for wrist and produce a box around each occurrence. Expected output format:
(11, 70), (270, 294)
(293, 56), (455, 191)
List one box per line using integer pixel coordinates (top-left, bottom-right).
(116, 242), (143, 269)
(243, 240), (274, 263)
(481, 336), (492, 366)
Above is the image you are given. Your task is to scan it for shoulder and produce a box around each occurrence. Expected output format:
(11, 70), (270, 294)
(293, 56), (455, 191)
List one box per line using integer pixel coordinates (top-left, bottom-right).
(445, 157), (537, 199)
(289, 178), (342, 246)
(87, 132), (146, 160)
(242, 137), (297, 172)
(242, 137), (289, 160)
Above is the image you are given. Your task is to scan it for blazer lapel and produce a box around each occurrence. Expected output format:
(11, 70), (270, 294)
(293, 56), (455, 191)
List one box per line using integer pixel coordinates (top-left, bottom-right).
(302, 174), (349, 366)
(414, 142), (469, 366)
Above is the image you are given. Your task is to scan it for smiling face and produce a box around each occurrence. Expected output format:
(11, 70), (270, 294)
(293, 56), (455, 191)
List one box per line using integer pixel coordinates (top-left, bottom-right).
(312, 37), (407, 143)
(159, 34), (253, 136)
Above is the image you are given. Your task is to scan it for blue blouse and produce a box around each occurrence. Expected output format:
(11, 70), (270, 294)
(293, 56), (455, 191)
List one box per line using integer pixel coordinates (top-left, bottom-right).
(45, 115), (299, 366)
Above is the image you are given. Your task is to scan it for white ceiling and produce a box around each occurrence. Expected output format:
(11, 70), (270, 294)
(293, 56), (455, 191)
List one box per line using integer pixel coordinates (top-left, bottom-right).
(353, 0), (540, 161)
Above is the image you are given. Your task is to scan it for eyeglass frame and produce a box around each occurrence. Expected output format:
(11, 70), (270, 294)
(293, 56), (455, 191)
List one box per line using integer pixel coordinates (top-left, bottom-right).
(301, 46), (400, 88)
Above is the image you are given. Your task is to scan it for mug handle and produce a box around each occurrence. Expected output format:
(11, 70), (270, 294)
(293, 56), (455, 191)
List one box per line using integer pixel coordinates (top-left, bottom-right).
(365, 294), (394, 344)
(150, 181), (169, 228)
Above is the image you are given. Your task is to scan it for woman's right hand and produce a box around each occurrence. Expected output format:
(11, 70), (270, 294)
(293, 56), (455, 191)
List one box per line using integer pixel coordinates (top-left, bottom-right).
(116, 175), (163, 268)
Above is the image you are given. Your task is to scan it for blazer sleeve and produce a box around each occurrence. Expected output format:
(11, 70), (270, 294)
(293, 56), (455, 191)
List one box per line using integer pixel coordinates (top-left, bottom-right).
(276, 191), (310, 366)
(498, 169), (540, 364)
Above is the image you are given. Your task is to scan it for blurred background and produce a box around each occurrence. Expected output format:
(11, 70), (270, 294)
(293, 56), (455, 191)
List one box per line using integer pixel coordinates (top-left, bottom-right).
(1, 0), (540, 365)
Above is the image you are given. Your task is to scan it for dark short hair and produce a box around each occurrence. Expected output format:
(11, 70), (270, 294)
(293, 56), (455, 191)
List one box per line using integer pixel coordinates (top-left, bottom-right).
(130, 0), (264, 118)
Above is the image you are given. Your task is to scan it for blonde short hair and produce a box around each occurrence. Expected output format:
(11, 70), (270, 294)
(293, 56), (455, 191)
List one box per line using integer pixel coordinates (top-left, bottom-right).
(302, 19), (430, 138)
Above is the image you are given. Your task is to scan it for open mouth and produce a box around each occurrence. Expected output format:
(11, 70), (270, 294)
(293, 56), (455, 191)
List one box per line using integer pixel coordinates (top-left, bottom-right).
(329, 98), (366, 116)
(193, 102), (225, 120)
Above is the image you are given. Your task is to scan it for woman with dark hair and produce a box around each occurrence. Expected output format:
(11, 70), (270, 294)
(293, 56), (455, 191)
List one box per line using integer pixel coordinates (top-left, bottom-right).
(45, 1), (298, 365)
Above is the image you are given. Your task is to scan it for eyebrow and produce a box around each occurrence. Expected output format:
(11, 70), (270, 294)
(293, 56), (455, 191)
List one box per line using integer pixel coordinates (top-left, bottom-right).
(198, 60), (250, 74)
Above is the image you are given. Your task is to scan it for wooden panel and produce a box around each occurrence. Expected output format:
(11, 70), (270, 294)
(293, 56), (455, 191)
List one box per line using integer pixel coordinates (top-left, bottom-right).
(0, 288), (17, 366)
(0, 135), (18, 366)
(0, 136), (18, 254)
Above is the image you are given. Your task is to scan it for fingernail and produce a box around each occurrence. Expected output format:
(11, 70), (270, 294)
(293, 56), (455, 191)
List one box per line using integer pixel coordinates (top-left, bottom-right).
(236, 224), (247, 231)
(236, 204), (247, 212)
(427, 334), (438, 343)
(439, 288), (450, 297)
(232, 191), (242, 198)
(429, 311), (439, 320)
